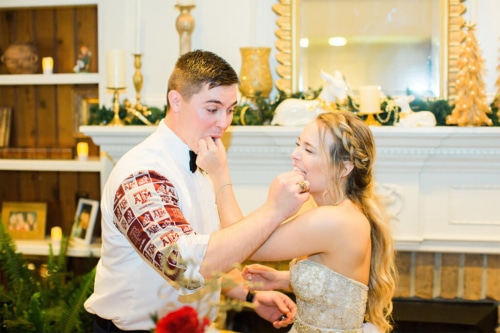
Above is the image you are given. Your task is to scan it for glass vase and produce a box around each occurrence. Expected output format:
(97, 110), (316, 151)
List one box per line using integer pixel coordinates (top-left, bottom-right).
(239, 47), (273, 99)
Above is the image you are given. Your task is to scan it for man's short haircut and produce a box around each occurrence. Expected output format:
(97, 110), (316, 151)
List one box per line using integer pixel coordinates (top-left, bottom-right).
(166, 50), (239, 108)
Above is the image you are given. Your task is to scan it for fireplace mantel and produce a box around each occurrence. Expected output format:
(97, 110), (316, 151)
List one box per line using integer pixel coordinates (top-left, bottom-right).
(81, 125), (500, 254)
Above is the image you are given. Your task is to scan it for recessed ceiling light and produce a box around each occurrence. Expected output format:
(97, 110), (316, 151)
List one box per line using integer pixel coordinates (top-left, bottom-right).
(328, 37), (347, 46)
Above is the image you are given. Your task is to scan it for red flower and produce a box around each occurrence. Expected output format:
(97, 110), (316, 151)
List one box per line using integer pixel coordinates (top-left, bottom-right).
(156, 306), (210, 333)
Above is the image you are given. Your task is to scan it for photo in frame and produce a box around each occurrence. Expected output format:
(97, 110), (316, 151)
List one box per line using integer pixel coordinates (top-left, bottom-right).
(1, 202), (47, 240)
(70, 198), (99, 245)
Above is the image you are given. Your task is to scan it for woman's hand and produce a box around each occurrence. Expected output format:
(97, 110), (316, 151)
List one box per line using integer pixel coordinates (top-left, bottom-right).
(242, 264), (291, 292)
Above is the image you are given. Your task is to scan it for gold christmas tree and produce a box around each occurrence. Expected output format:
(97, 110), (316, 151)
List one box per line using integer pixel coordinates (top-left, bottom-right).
(446, 23), (492, 126)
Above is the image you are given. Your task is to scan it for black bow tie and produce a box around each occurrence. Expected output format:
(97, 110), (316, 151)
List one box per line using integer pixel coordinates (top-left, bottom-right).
(189, 150), (197, 173)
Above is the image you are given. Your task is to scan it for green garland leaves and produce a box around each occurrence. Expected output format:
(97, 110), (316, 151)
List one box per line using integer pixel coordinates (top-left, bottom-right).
(87, 104), (166, 126)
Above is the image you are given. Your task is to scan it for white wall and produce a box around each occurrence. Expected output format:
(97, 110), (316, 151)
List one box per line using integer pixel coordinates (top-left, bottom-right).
(98, 0), (277, 108)
(98, 0), (500, 108)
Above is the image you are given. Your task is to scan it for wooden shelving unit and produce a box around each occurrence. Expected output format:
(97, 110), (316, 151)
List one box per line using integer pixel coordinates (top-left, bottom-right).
(0, 1), (104, 260)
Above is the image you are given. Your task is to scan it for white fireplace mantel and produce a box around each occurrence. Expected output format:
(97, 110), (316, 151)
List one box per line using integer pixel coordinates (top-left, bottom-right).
(81, 125), (500, 254)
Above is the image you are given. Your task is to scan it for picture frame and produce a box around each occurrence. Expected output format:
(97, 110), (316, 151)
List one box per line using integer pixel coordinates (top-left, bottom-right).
(79, 98), (99, 127)
(1, 202), (47, 240)
(73, 87), (99, 135)
(70, 198), (99, 245)
(0, 106), (12, 147)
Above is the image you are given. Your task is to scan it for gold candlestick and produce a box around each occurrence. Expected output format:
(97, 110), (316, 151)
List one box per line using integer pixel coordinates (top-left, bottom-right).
(362, 113), (382, 126)
(175, 5), (195, 55)
(133, 54), (143, 110)
(109, 88), (123, 126)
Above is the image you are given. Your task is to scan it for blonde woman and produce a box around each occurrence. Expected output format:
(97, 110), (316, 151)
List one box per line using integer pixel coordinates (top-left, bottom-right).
(241, 111), (397, 333)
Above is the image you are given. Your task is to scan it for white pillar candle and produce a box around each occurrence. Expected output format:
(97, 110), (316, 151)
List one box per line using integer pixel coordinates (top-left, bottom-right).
(77, 142), (89, 161)
(359, 85), (380, 114)
(42, 57), (53, 74)
(106, 49), (126, 89)
(177, 0), (194, 5)
(135, 0), (141, 54)
(51, 226), (62, 247)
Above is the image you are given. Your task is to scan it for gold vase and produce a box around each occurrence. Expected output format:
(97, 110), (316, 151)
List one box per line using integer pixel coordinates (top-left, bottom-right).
(239, 47), (273, 99)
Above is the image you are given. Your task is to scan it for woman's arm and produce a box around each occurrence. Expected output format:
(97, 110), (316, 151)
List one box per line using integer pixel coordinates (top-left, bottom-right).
(242, 264), (292, 292)
(197, 137), (243, 227)
(249, 206), (336, 262)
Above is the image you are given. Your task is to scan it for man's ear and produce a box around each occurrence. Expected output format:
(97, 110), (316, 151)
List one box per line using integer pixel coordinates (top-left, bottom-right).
(341, 161), (354, 178)
(168, 90), (181, 112)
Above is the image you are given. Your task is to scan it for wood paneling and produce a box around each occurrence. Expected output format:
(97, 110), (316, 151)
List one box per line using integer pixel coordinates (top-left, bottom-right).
(35, 8), (56, 64)
(16, 86), (37, 146)
(37, 85), (58, 147)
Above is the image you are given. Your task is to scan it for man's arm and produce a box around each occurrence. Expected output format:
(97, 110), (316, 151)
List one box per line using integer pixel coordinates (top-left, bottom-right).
(111, 169), (208, 289)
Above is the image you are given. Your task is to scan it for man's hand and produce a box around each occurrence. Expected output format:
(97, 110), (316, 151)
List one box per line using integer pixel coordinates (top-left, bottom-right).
(252, 290), (296, 329)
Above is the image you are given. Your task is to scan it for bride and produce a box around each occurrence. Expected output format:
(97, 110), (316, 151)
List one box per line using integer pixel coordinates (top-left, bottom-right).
(197, 110), (397, 333)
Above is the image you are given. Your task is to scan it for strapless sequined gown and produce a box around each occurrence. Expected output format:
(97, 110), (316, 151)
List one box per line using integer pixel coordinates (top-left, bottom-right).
(288, 259), (370, 333)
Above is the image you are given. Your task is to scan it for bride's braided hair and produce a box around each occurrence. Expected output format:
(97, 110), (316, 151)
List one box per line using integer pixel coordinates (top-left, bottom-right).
(316, 111), (397, 333)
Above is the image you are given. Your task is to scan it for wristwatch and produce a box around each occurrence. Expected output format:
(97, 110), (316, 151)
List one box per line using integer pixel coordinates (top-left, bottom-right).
(246, 290), (255, 303)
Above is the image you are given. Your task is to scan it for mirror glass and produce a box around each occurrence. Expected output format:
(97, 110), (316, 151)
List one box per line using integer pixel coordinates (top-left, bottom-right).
(298, 0), (443, 97)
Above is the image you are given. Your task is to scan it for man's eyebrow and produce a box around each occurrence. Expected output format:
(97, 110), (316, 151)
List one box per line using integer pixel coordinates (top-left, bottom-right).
(204, 99), (238, 108)
(204, 99), (223, 105)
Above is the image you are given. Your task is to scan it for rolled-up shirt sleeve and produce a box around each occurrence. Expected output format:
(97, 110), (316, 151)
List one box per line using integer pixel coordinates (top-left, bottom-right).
(112, 169), (208, 293)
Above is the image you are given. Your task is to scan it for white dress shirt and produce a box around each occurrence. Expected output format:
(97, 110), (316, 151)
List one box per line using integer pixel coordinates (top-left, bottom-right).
(85, 120), (221, 330)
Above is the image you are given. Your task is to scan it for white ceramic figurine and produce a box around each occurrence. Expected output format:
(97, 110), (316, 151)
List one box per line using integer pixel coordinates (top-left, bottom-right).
(271, 70), (348, 126)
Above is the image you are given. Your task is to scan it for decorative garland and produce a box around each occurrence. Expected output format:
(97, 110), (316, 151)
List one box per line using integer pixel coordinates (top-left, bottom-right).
(233, 89), (499, 127)
(85, 91), (500, 127)
(87, 103), (166, 126)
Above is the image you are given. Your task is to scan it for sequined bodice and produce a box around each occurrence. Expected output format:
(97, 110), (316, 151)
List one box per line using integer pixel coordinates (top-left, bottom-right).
(290, 259), (368, 333)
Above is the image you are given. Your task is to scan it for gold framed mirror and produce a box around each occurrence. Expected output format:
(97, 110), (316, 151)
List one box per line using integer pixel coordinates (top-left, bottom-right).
(273, 0), (466, 101)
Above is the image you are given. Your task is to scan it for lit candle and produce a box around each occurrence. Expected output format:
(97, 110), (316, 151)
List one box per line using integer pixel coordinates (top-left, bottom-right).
(77, 142), (89, 161)
(177, 0), (194, 6)
(135, 0), (141, 54)
(42, 57), (53, 74)
(106, 50), (126, 89)
(51, 226), (62, 247)
(359, 85), (380, 114)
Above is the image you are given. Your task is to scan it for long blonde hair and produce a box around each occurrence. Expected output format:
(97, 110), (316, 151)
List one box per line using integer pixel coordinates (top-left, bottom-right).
(316, 111), (397, 333)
